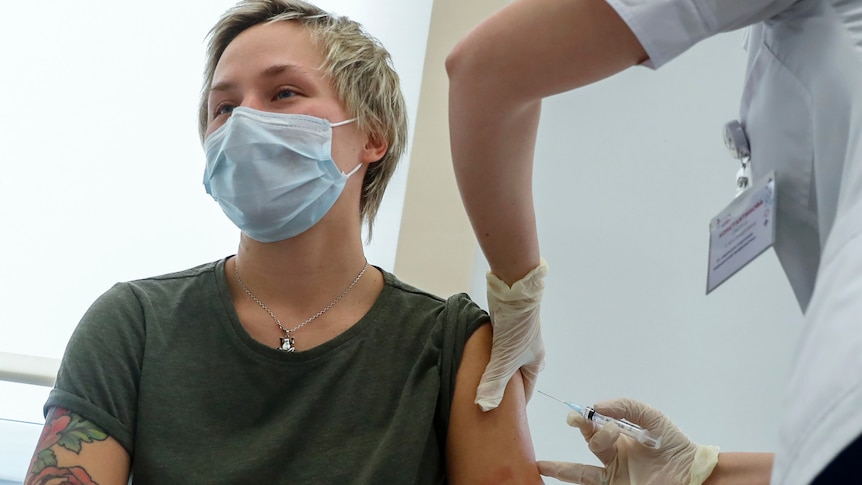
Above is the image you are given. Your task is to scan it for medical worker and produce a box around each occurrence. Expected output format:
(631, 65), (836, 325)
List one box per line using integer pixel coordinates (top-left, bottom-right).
(447, 0), (862, 484)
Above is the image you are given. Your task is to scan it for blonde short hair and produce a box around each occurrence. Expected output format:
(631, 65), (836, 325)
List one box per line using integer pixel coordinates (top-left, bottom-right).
(199, 0), (408, 236)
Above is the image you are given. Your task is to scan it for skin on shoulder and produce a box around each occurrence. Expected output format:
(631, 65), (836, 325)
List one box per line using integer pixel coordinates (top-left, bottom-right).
(447, 322), (543, 484)
(25, 407), (130, 485)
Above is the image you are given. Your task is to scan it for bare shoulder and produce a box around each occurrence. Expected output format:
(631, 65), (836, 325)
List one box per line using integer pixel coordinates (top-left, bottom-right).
(446, 323), (543, 484)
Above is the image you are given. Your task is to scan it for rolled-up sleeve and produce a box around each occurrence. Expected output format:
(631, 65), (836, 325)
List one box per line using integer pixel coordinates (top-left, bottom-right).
(604, 0), (803, 68)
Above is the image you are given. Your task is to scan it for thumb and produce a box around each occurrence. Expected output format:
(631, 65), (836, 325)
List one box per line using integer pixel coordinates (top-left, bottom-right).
(474, 369), (509, 411)
(519, 348), (544, 403)
(474, 328), (536, 411)
(538, 460), (608, 485)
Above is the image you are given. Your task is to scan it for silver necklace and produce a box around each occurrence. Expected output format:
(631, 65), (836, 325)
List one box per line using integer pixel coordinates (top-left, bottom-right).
(235, 260), (369, 352)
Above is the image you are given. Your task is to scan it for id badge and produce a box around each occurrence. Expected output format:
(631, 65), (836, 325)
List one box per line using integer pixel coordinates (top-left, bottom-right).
(706, 171), (776, 294)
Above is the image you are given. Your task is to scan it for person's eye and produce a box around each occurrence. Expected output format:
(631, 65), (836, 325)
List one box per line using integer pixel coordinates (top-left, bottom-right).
(274, 88), (296, 101)
(215, 103), (235, 117)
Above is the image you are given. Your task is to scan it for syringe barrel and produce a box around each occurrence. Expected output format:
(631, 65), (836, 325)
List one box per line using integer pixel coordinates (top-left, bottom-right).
(583, 407), (662, 449)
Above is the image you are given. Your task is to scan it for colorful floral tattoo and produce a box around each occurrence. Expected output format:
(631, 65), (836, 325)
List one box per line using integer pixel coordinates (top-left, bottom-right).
(26, 407), (108, 485)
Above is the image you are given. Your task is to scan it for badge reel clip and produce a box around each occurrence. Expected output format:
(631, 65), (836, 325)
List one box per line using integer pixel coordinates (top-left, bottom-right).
(723, 120), (751, 196)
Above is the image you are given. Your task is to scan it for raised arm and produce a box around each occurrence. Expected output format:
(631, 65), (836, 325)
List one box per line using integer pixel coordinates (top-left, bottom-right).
(446, 322), (543, 484)
(446, 0), (647, 285)
(26, 407), (130, 485)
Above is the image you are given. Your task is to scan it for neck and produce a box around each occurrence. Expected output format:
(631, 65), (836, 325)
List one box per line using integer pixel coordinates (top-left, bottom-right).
(232, 224), (369, 304)
(227, 224), (383, 352)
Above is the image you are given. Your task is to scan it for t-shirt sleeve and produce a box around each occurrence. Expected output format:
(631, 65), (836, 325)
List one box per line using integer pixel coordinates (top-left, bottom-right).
(604, 0), (803, 68)
(437, 293), (490, 421)
(44, 282), (146, 454)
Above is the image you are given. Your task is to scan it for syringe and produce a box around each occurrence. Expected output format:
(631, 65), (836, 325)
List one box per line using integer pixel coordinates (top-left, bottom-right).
(538, 391), (663, 449)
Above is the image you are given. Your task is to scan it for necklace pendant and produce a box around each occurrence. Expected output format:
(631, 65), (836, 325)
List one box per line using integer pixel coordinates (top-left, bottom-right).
(279, 334), (296, 352)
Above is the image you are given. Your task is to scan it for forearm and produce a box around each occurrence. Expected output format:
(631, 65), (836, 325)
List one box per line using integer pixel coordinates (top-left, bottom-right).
(27, 407), (130, 485)
(446, 78), (542, 286)
(446, 0), (647, 285)
(703, 452), (774, 485)
(446, 9), (542, 286)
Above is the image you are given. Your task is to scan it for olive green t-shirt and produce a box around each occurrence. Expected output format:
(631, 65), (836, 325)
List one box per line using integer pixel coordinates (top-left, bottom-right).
(46, 258), (489, 484)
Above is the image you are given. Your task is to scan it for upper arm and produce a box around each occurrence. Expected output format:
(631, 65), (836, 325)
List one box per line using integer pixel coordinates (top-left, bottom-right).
(446, 0), (802, 99)
(446, 323), (542, 484)
(26, 407), (130, 485)
(445, 0), (647, 284)
(446, 0), (647, 103)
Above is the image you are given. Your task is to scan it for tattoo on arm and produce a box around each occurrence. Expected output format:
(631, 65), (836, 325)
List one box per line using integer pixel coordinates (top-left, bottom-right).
(26, 407), (108, 485)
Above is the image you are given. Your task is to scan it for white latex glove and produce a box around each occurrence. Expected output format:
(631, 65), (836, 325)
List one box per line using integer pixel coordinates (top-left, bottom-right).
(538, 398), (720, 485)
(476, 258), (548, 411)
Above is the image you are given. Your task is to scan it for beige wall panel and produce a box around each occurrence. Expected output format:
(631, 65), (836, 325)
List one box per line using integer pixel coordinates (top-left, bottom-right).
(395, 0), (506, 298)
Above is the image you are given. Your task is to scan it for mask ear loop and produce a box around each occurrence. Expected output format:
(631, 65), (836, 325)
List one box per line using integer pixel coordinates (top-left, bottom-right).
(330, 118), (363, 176)
(330, 118), (356, 127)
(343, 162), (363, 177)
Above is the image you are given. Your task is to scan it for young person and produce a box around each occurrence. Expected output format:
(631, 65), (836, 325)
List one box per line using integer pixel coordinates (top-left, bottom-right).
(25, 1), (542, 483)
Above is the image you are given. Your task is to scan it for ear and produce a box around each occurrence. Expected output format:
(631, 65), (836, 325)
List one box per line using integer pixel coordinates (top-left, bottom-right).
(360, 132), (389, 164)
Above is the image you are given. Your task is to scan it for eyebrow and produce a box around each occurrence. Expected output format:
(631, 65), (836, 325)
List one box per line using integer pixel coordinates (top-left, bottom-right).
(209, 63), (316, 93)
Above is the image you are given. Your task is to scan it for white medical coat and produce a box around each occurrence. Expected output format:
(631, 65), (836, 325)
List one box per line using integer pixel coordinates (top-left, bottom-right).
(604, 0), (862, 483)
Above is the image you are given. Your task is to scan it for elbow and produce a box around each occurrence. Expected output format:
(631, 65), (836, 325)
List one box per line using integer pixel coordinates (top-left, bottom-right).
(446, 34), (530, 108)
(446, 36), (503, 116)
(445, 38), (472, 85)
(446, 31), (493, 90)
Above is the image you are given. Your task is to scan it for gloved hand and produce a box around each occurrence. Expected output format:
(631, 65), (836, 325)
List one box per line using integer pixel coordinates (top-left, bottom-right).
(476, 259), (548, 411)
(538, 398), (720, 485)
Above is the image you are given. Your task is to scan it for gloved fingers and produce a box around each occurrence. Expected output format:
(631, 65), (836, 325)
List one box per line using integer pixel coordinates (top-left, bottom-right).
(517, 347), (544, 403)
(565, 412), (621, 466)
(537, 460), (608, 485)
(587, 422), (622, 465)
(474, 340), (538, 410)
(566, 411), (597, 441)
(474, 352), (543, 410)
(475, 374), (508, 411)
(594, 397), (665, 433)
(474, 319), (544, 411)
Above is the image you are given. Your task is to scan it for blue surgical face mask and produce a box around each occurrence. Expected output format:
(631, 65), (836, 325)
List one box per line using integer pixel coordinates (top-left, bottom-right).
(203, 107), (361, 242)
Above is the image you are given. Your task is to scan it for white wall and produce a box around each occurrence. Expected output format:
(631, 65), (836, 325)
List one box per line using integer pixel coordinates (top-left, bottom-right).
(0, 0), (431, 360)
(471, 29), (805, 471)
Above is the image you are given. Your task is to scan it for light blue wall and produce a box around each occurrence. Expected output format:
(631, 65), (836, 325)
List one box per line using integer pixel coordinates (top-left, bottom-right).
(471, 29), (804, 471)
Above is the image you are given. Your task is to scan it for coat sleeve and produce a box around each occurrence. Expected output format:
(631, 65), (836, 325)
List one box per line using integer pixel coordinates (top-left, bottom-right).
(605, 0), (804, 68)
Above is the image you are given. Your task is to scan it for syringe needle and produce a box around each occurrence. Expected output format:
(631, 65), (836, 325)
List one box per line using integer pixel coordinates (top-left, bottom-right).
(538, 390), (571, 407)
